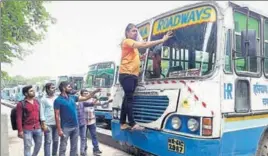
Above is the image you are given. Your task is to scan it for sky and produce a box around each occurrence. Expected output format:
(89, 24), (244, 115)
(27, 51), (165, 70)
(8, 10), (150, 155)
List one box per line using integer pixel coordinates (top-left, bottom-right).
(2, 1), (268, 78)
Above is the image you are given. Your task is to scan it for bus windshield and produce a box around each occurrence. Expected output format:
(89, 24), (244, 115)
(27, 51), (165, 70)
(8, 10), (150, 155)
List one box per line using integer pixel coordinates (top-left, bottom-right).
(146, 6), (217, 79)
(93, 62), (115, 88)
(85, 64), (97, 88)
(86, 62), (115, 88)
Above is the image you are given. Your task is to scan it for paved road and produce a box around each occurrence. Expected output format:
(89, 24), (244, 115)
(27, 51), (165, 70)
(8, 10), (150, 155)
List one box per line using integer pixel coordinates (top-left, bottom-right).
(1, 104), (130, 156)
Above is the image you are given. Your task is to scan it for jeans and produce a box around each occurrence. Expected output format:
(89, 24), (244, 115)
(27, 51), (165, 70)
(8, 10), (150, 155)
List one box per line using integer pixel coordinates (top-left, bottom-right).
(86, 124), (99, 152)
(44, 125), (59, 156)
(79, 125), (87, 154)
(59, 126), (79, 156)
(23, 129), (42, 156)
(119, 74), (138, 127)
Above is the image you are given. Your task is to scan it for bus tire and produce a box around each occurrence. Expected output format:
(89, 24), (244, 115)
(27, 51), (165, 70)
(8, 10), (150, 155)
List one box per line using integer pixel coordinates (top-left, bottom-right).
(256, 132), (268, 156)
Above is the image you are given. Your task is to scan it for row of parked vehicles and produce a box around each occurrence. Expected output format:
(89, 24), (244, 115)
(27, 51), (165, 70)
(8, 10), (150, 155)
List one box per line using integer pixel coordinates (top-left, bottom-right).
(1, 83), (44, 102)
(3, 1), (268, 155)
(1, 75), (85, 101)
(1, 61), (118, 129)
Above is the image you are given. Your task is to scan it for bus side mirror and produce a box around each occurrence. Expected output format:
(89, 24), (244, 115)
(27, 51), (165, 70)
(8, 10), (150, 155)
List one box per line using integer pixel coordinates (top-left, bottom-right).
(241, 29), (257, 57)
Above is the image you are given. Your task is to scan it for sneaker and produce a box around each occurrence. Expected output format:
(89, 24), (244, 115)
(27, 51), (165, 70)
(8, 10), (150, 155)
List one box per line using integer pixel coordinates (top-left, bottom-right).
(120, 124), (130, 130)
(93, 149), (102, 155)
(80, 153), (87, 156)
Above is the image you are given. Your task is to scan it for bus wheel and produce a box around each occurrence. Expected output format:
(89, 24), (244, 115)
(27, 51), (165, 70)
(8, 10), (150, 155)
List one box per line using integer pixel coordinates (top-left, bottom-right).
(256, 132), (268, 156)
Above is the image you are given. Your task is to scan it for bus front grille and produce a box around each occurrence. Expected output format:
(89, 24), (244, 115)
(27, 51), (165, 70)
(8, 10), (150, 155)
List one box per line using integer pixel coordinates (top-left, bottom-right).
(132, 96), (169, 123)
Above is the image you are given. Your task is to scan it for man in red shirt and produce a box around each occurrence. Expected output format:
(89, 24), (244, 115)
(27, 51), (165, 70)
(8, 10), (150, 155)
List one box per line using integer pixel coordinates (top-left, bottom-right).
(16, 85), (42, 156)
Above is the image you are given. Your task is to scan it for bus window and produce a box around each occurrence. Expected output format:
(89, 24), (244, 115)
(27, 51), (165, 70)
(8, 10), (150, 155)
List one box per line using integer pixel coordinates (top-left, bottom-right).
(224, 29), (232, 73)
(86, 74), (93, 88)
(73, 78), (83, 90)
(233, 11), (260, 74)
(146, 10), (217, 79)
(235, 80), (250, 113)
(264, 19), (268, 75)
(94, 78), (105, 87)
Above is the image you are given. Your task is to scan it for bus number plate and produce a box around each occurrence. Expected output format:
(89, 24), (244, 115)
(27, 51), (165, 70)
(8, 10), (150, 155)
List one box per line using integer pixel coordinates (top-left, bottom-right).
(168, 138), (185, 154)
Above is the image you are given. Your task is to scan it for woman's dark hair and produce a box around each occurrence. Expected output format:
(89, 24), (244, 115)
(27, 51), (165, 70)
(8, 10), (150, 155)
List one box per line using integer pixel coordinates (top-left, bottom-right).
(125, 23), (136, 38)
(80, 89), (88, 95)
(44, 82), (54, 94)
(22, 85), (33, 96)
(59, 81), (70, 92)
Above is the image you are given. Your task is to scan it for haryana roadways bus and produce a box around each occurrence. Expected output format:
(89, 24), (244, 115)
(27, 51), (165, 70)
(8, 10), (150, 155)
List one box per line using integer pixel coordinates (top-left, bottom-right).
(111, 1), (268, 156)
(84, 61), (118, 128)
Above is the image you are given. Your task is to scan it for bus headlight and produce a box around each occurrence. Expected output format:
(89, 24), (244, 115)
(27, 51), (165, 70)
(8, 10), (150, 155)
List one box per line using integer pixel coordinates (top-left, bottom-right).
(187, 118), (199, 132)
(171, 116), (181, 130)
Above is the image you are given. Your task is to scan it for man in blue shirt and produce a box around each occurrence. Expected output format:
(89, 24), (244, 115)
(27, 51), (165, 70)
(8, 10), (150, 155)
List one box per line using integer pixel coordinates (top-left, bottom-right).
(54, 81), (100, 156)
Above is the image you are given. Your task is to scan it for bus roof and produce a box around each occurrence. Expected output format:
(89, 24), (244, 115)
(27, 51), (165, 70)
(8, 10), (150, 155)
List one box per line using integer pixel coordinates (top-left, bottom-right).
(136, 19), (152, 28)
(137, 1), (267, 25)
(69, 74), (84, 77)
(88, 61), (117, 68)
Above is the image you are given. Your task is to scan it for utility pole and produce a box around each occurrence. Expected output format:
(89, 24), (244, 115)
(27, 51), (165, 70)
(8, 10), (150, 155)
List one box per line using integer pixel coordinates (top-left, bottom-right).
(0, 0), (3, 101)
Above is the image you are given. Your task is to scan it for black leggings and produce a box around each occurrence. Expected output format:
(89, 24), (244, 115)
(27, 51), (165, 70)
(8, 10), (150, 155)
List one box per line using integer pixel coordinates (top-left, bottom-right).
(119, 74), (138, 127)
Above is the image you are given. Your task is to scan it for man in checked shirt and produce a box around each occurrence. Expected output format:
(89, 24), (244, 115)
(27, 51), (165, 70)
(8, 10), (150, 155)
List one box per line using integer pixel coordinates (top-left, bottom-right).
(76, 89), (112, 156)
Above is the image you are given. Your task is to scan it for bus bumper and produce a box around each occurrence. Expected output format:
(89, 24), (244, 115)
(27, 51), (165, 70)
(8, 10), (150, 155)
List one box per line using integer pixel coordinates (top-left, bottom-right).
(95, 111), (112, 120)
(111, 120), (220, 156)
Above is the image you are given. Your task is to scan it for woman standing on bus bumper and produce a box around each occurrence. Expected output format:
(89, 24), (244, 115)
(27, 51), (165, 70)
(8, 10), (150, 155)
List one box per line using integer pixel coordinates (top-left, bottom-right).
(119, 23), (172, 130)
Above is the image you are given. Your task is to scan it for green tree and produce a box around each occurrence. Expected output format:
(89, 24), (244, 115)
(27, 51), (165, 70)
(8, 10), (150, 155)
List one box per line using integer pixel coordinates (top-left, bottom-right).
(0, 1), (56, 64)
(0, 71), (11, 89)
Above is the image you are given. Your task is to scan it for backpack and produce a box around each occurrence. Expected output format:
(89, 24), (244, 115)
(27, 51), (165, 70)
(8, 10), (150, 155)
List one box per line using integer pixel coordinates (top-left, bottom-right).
(10, 100), (27, 130)
(10, 99), (41, 131)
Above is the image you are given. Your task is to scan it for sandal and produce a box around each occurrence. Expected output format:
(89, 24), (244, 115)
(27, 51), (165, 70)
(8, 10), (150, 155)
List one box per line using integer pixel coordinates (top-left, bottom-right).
(131, 124), (145, 131)
(120, 124), (131, 130)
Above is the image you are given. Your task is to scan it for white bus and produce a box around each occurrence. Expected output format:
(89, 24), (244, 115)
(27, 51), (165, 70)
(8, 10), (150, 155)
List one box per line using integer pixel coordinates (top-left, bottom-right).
(84, 61), (118, 128)
(111, 1), (268, 155)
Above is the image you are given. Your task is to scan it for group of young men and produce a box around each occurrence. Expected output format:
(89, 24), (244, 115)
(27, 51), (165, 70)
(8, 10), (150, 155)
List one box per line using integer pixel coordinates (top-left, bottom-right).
(15, 81), (112, 156)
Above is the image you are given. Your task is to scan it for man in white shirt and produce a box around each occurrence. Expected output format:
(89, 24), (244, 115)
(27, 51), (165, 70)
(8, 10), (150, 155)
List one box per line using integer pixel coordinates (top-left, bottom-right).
(40, 83), (59, 156)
